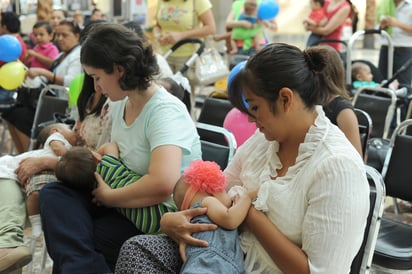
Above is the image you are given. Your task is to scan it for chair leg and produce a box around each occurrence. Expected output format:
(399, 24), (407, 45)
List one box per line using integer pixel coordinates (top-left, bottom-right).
(392, 197), (401, 215)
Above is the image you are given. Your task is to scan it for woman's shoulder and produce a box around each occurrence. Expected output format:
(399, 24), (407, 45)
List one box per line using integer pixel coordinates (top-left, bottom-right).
(196, 0), (213, 13)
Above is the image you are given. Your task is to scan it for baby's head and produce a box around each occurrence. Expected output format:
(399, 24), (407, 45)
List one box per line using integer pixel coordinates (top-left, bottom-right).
(32, 20), (54, 45)
(310, 0), (325, 10)
(244, 0), (258, 15)
(55, 146), (97, 189)
(35, 123), (77, 149)
(352, 62), (373, 82)
(173, 160), (227, 210)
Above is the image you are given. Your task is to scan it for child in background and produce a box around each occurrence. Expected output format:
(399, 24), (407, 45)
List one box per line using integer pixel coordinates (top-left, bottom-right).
(26, 20), (60, 69)
(230, 0), (265, 55)
(55, 144), (177, 234)
(0, 123), (76, 239)
(304, 0), (327, 47)
(352, 62), (408, 97)
(173, 160), (253, 274)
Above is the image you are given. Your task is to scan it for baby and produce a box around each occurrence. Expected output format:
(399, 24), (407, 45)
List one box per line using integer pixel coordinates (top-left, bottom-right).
(230, 0), (262, 54)
(55, 144), (177, 234)
(304, 0), (327, 47)
(352, 62), (408, 97)
(173, 160), (254, 273)
(26, 20), (59, 69)
(0, 123), (77, 239)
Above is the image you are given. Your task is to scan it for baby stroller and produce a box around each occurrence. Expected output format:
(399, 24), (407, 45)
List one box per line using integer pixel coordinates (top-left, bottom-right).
(163, 38), (205, 113)
(347, 29), (412, 172)
(346, 29), (394, 91)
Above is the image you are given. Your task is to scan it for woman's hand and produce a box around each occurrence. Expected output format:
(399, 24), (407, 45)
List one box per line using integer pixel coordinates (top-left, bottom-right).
(159, 31), (183, 45)
(160, 208), (218, 259)
(16, 157), (50, 185)
(26, 67), (48, 79)
(91, 172), (113, 206)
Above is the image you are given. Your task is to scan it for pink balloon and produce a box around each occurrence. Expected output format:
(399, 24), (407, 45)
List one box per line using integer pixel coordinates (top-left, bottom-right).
(223, 108), (256, 147)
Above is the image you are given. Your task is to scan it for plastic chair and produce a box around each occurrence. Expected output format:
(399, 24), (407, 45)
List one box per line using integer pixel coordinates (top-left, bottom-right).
(197, 96), (233, 127)
(196, 122), (237, 170)
(196, 96), (233, 146)
(0, 92), (17, 155)
(349, 165), (385, 274)
(354, 108), (373, 163)
(372, 119), (412, 270)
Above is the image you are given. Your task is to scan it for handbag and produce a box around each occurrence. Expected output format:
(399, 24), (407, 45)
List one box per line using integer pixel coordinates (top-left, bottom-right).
(195, 47), (229, 86)
(366, 137), (390, 173)
(191, 0), (229, 86)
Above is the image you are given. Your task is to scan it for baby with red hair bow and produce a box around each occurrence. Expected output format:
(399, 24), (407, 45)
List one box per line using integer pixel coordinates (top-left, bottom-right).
(173, 160), (254, 273)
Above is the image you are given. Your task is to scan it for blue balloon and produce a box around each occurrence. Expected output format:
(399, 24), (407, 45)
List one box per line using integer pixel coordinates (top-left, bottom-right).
(227, 60), (249, 109)
(0, 35), (22, 62)
(258, 0), (280, 20)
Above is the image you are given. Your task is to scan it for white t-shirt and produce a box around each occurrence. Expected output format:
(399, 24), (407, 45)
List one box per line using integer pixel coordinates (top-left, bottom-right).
(0, 132), (72, 181)
(381, 0), (412, 47)
(110, 86), (202, 175)
(225, 106), (370, 274)
(54, 45), (82, 87)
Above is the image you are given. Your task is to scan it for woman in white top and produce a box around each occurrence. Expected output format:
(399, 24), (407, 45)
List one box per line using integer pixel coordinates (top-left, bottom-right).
(115, 43), (370, 274)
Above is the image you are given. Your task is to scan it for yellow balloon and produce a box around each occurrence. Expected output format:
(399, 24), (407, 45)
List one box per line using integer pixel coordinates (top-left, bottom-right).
(0, 61), (26, 90)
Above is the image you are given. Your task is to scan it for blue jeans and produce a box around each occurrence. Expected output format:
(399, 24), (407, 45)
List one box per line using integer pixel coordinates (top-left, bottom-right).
(0, 88), (15, 102)
(306, 33), (322, 47)
(379, 45), (412, 86)
(39, 182), (140, 274)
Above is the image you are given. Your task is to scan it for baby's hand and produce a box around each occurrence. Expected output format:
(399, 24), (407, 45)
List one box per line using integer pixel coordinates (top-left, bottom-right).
(248, 190), (258, 201)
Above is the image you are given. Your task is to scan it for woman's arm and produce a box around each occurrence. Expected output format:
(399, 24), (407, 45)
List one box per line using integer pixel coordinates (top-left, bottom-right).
(92, 145), (182, 208)
(16, 156), (59, 183)
(244, 207), (310, 274)
(159, 9), (216, 45)
(336, 108), (363, 156)
(26, 67), (55, 83)
(381, 16), (412, 35)
(307, 5), (350, 36)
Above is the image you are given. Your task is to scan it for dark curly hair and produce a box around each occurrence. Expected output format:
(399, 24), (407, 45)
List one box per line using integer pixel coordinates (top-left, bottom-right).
(80, 23), (159, 91)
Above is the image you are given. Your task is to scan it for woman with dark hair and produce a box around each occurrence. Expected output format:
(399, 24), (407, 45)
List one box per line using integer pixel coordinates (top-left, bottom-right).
(3, 19), (82, 153)
(115, 43), (369, 273)
(17, 23), (201, 273)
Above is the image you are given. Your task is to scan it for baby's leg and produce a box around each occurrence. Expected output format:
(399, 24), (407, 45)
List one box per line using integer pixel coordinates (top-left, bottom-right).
(230, 39), (238, 55)
(26, 172), (58, 238)
(26, 191), (39, 216)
